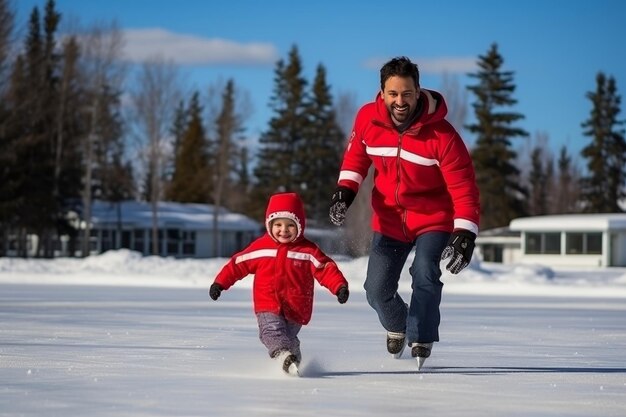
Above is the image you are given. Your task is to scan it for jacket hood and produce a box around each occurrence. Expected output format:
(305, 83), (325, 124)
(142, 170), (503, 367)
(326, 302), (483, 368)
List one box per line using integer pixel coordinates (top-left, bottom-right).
(374, 88), (448, 130)
(265, 192), (306, 242)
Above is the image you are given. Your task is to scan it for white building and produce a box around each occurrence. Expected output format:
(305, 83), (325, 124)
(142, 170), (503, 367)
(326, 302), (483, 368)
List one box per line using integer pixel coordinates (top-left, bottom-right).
(476, 213), (626, 267)
(474, 226), (521, 264)
(509, 213), (626, 267)
(88, 200), (262, 258)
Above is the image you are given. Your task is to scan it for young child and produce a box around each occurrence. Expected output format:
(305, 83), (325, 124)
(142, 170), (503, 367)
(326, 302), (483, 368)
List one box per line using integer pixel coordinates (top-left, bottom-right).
(209, 192), (349, 376)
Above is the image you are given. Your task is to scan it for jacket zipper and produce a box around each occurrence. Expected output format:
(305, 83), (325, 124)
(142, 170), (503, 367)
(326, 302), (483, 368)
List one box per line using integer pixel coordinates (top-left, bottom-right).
(395, 133), (410, 240)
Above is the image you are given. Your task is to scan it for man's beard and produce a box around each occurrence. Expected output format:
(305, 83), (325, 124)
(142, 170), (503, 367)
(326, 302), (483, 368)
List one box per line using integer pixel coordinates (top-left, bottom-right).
(389, 103), (412, 124)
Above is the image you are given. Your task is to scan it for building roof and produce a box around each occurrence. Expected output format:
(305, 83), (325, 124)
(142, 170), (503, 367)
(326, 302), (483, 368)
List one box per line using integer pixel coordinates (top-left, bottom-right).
(509, 213), (626, 232)
(91, 200), (261, 232)
(478, 226), (520, 237)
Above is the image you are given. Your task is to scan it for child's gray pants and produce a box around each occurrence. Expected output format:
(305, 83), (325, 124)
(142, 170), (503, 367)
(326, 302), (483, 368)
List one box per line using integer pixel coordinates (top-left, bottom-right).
(256, 312), (302, 359)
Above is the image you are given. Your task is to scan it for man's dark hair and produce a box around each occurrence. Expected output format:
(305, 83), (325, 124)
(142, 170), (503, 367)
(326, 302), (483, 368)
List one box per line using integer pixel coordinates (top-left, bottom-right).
(380, 56), (420, 91)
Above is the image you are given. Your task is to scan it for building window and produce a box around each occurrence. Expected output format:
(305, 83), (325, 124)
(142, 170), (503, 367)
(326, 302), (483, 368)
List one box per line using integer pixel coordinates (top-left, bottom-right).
(566, 233), (583, 254)
(566, 232), (602, 255)
(481, 244), (503, 263)
(167, 229), (180, 255)
(525, 232), (561, 254)
(587, 233), (602, 254)
(133, 229), (145, 253)
(89, 229), (98, 252)
(101, 229), (116, 252)
(122, 231), (131, 249)
(147, 230), (164, 255)
(182, 231), (195, 255)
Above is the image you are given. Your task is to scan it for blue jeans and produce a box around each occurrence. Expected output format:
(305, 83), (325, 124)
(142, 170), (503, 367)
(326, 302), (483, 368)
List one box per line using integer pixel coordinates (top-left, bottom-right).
(364, 231), (450, 344)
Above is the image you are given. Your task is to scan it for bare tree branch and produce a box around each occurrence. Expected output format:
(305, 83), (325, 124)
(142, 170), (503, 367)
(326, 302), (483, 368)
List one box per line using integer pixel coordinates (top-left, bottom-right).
(129, 57), (181, 255)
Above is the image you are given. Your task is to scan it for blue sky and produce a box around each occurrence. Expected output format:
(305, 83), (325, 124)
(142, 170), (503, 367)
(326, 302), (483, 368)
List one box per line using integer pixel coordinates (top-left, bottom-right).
(13, 0), (626, 163)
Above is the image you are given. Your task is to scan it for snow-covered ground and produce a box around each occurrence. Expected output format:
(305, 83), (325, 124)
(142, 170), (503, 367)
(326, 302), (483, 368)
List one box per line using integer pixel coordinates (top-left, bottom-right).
(1, 250), (626, 416)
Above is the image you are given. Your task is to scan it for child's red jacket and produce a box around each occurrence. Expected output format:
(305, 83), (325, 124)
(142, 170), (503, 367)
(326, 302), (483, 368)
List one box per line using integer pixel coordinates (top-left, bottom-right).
(213, 193), (348, 325)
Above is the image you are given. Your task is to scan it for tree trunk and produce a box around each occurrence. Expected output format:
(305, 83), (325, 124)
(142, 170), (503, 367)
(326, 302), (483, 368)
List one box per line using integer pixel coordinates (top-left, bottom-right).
(82, 102), (97, 257)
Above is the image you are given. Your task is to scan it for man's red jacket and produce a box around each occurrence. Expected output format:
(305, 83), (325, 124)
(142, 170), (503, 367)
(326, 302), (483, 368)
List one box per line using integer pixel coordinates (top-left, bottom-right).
(337, 89), (480, 242)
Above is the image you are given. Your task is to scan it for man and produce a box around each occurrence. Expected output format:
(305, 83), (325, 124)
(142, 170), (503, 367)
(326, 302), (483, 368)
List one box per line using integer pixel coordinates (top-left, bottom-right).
(329, 56), (479, 370)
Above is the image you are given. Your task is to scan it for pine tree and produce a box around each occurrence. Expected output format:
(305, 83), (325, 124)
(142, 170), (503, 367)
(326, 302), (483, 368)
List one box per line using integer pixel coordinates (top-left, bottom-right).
(0, 0), (16, 255)
(544, 156), (555, 213)
(165, 99), (187, 184)
(0, 0), (14, 85)
(93, 84), (134, 202)
(252, 45), (308, 220)
(53, 35), (85, 252)
(521, 132), (558, 216)
(554, 146), (580, 213)
(2, 1), (91, 256)
(580, 72), (626, 212)
(213, 79), (243, 207)
(466, 43), (529, 230)
(528, 147), (548, 215)
(211, 79), (246, 256)
(9, 1), (61, 256)
(236, 147), (250, 191)
(167, 91), (211, 203)
(299, 63), (345, 223)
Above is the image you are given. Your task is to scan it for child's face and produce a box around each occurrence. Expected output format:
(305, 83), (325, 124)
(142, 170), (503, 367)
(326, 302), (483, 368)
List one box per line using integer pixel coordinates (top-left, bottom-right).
(271, 218), (298, 243)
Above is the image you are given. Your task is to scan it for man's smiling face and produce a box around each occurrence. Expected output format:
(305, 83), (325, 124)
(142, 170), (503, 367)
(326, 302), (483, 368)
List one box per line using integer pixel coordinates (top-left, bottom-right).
(381, 75), (419, 125)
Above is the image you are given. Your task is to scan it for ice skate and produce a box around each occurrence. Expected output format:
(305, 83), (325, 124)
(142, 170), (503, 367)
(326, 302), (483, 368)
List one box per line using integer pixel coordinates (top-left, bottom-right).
(410, 342), (433, 371)
(273, 350), (300, 376)
(387, 331), (406, 359)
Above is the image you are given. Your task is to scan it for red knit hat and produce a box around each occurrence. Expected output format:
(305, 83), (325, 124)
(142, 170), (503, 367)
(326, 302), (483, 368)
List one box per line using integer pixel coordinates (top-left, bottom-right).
(264, 192), (306, 240)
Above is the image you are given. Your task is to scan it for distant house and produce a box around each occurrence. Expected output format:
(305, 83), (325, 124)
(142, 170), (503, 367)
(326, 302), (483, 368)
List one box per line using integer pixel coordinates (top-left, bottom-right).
(85, 200), (262, 258)
(509, 213), (626, 267)
(474, 226), (521, 264)
(475, 213), (626, 267)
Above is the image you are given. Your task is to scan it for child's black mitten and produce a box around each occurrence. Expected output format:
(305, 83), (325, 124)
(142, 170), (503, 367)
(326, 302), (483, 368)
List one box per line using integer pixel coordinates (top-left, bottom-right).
(336, 286), (349, 304)
(209, 283), (223, 300)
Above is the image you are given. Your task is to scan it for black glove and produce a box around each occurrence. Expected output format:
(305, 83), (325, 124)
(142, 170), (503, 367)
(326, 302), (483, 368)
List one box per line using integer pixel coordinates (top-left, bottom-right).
(209, 283), (223, 300)
(329, 187), (356, 226)
(336, 286), (349, 304)
(441, 230), (476, 274)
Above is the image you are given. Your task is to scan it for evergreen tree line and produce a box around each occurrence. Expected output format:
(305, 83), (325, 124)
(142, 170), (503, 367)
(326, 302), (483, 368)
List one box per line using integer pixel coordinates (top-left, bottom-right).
(0, 1), (624, 257)
(0, 0), (134, 257)
(468, 44), (625, 230)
